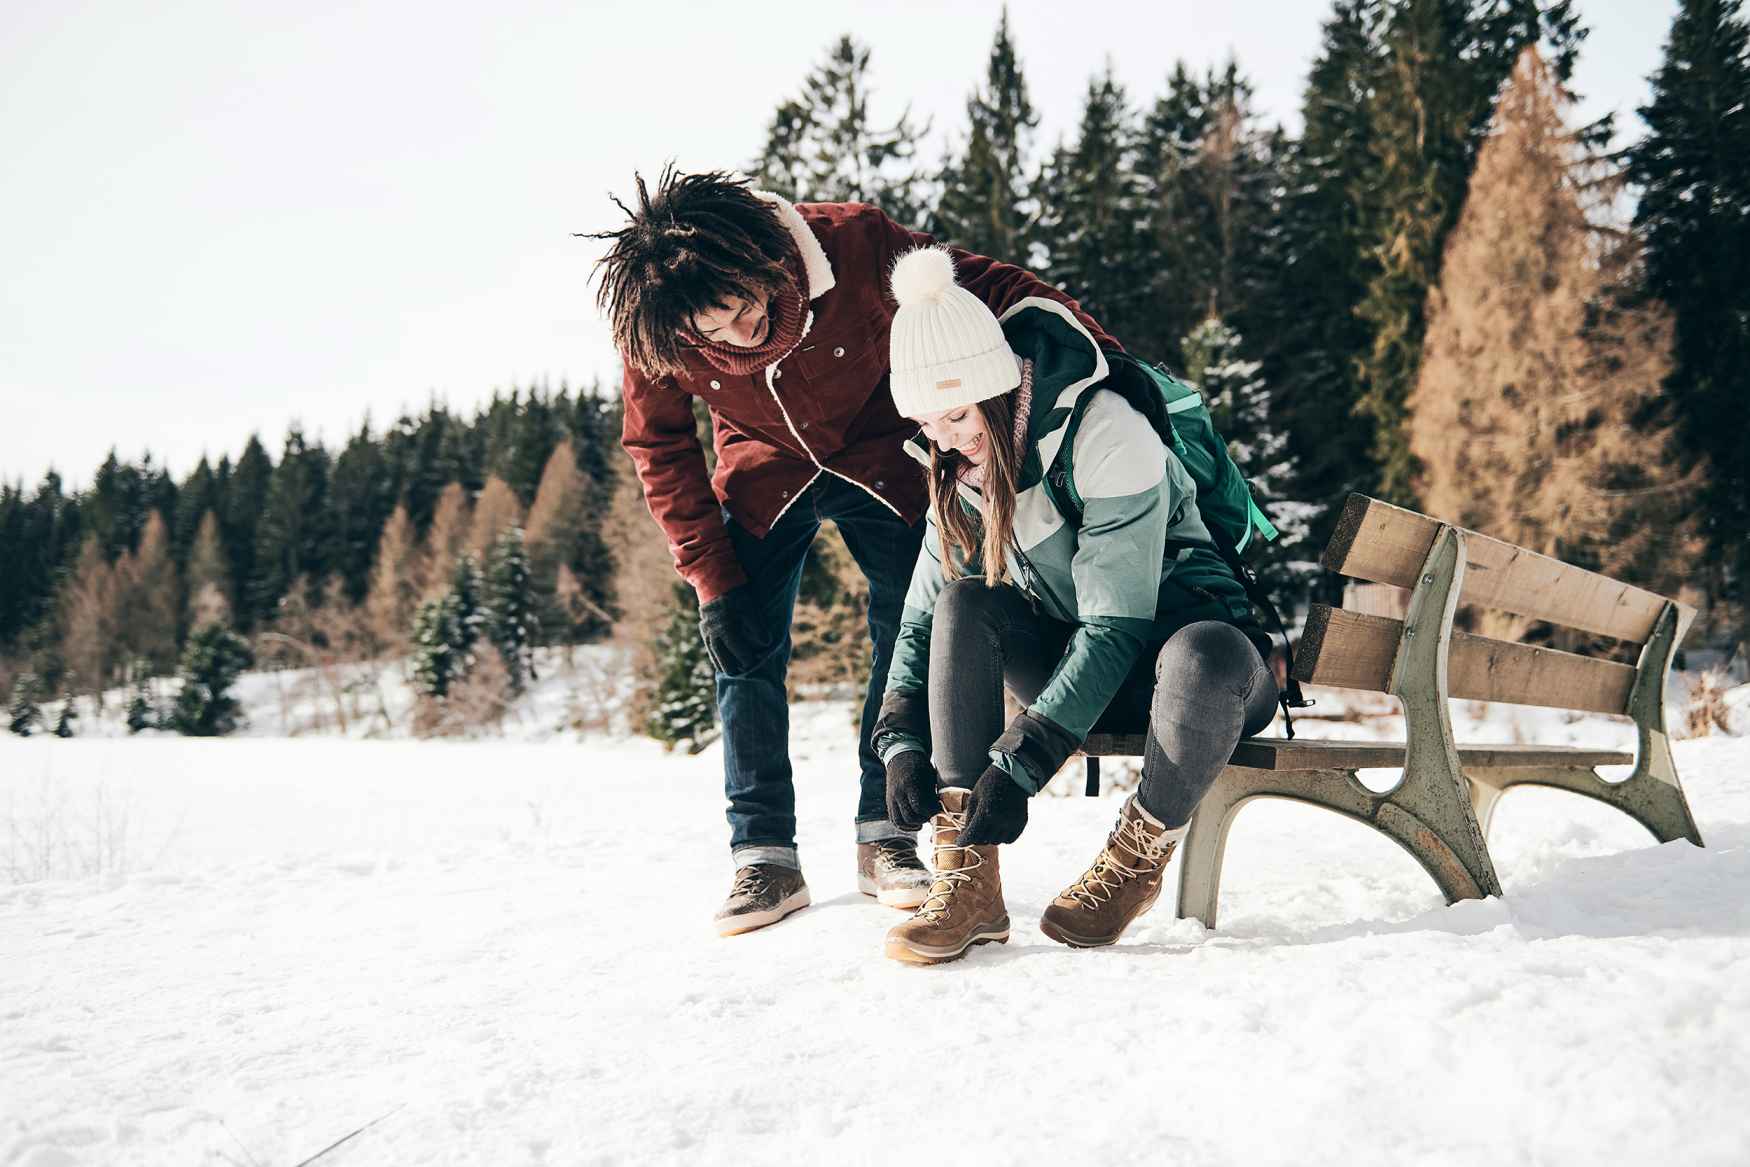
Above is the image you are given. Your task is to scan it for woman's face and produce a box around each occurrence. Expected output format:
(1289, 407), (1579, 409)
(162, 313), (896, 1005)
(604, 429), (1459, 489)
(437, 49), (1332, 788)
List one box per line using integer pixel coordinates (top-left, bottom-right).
(689, 293), (770, 348)
(916, 403), (992, 467)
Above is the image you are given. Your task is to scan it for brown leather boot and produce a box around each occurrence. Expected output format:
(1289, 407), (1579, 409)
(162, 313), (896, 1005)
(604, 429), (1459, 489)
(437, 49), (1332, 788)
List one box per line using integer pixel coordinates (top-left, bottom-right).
(883, 788), (1010, 965)
(1039, 795), (1185, 948)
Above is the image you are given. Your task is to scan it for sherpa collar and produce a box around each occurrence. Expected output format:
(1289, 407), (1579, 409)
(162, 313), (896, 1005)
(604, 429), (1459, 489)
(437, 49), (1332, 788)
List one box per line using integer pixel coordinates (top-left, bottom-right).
(755, 190), (836, 302)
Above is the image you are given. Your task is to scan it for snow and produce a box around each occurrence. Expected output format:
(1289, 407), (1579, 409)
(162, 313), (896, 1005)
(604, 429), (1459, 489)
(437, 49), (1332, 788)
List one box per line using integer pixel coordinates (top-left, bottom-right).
(4, 679), (1749, 1164)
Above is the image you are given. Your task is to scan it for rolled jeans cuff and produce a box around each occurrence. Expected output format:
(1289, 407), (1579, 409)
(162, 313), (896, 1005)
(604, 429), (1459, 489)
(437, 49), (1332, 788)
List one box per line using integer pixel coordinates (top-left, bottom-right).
(855, 818), (914, 844)
(731, 844), (799, 871)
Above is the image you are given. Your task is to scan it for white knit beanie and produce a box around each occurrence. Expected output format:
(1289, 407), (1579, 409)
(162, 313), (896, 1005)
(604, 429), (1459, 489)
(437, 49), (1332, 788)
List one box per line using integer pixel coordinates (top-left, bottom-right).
(887, 246), (1021, 418)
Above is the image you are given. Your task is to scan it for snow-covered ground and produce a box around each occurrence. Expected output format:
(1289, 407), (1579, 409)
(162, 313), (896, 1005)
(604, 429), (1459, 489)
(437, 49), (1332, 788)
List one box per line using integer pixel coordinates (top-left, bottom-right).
(4, 672), (1749, 1165)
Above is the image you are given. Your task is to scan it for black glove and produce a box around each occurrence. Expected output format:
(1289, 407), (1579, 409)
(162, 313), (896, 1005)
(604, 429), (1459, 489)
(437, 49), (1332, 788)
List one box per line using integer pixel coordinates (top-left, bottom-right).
(885, 750), (940, 831)
(698, 586), (761, 675)
(959, 764), (1031, 845)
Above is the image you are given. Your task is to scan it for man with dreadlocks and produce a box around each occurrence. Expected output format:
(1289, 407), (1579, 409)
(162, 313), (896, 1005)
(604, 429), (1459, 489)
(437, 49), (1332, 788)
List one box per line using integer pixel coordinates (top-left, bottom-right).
(592, 168), (1114, 936)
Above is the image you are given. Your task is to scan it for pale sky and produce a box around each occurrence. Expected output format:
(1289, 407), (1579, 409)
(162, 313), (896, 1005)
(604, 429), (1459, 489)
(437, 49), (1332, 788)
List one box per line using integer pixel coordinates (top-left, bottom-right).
(0, 0), (1676, 490)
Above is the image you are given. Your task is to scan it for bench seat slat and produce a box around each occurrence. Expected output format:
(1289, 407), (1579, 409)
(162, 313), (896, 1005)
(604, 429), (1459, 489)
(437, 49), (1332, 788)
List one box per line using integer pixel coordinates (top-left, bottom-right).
(1323, 494), (1675, 645)
(1078, 735), (1633, 771)
(1295, 606), (1637, 716)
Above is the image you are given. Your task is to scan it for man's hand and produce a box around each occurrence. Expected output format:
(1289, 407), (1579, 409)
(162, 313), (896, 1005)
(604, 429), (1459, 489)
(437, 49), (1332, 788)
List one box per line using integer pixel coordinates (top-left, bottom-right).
(959, 765), (1030, 845)
(698, 586), (762, 676)
(885, 751), (940, 832)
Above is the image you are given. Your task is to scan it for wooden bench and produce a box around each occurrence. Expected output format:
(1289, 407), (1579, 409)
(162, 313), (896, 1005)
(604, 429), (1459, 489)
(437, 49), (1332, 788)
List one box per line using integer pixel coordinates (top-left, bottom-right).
(1080, 492), (1705, 929)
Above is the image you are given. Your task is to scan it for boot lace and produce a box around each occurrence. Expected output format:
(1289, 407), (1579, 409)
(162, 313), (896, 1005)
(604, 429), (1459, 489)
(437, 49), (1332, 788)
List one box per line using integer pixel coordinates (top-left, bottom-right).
(1064, 809), (1177, 910)
(916, 807), (986, 923)
(730, 867), (769, 900)
(873, 837), (924, 875)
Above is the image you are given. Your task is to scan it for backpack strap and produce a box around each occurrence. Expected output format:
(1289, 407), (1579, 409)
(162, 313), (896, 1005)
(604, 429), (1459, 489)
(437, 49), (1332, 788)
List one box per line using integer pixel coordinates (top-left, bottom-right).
(1203, 524), (1314, 737)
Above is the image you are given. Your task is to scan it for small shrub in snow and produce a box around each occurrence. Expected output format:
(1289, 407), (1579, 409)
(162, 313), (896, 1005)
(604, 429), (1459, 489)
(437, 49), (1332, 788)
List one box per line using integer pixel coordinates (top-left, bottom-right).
(52, 690), (78, 738)
(170, 624), (254, 736)
(644, 584), (717, 753)
(8, 673), (43, 737)
(412, 555), (484, 701)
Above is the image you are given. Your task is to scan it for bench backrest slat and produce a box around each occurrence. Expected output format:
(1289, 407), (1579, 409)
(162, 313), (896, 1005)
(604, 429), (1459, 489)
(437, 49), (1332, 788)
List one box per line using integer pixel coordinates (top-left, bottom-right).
(1295, 605), (1637, 715)
(1323, 494), (1669, 645)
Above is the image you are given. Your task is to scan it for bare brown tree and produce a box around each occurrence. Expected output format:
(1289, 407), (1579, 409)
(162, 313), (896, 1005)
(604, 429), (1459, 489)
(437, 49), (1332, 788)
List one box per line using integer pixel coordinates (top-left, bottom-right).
(1410, 47), (1700, 641)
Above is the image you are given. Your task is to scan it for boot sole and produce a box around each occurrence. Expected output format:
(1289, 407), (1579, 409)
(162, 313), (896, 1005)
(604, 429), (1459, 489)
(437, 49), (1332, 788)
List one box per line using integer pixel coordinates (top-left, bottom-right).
(1038, 885), (1164, 949)
(715, 888), (811, 937)
(883, 921), (1011, 966)
(856, 874), (930, 910)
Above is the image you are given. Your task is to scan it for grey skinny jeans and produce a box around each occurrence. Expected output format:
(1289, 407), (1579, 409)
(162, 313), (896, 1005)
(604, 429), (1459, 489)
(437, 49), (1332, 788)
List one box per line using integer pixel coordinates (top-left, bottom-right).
(929, 578), (1278, 827)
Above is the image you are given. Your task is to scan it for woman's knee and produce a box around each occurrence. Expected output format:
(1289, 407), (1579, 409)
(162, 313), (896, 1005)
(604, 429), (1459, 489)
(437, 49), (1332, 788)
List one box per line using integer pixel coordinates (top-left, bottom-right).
(1153, 621), (1267, 699)
(933, 576), (1011, 628)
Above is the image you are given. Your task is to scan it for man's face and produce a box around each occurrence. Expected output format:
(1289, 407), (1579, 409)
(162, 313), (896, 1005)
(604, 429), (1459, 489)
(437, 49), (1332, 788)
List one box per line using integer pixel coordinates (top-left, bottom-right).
(689, 293), (770, 348)
(916, 403), (992, 467)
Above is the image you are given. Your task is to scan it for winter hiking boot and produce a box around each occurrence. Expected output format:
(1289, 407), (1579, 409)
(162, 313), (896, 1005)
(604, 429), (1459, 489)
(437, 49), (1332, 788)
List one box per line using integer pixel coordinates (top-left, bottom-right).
(714, 864), (810, 937)
(884, 788), (1010, 965)
(1039, 794), (1186, 948)
(857, 837), (932, 909)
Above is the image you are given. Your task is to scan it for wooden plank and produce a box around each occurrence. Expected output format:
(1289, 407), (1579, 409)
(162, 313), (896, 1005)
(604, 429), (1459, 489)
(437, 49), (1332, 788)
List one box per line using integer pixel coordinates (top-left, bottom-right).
(1292, 606), (1637, 715)
(1078, 735), (1632, 769)
(1322, 493), (1676, 645)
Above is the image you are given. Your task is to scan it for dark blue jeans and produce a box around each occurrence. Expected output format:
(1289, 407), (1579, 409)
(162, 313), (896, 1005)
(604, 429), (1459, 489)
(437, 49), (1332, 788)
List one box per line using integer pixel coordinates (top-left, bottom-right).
(717, 474), (925, 868)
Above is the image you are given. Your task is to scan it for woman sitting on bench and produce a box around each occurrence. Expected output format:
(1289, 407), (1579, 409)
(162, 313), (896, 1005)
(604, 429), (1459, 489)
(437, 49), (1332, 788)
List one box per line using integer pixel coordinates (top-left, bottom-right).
(872, 247), (1278, 964)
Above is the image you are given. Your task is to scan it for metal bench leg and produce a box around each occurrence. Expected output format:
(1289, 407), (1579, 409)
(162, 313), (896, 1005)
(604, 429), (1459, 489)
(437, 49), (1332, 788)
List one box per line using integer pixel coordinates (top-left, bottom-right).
(1177, 760), (1500, 930)
(1468, 763), (1702, 847)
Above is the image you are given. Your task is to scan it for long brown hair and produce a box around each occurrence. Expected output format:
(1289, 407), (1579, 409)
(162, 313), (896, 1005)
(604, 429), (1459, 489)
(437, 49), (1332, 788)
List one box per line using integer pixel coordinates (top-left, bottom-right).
(931, 392), (1024, 586)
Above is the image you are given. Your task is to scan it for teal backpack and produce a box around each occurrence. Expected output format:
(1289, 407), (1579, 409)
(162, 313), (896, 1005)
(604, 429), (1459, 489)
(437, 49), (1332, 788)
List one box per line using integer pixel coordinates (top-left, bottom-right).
(1041, 350), (1311, 731)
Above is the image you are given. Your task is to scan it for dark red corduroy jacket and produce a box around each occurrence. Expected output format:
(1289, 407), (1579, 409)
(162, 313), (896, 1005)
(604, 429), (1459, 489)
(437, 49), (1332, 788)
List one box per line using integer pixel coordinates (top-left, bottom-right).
(619, 199), (1117, 603)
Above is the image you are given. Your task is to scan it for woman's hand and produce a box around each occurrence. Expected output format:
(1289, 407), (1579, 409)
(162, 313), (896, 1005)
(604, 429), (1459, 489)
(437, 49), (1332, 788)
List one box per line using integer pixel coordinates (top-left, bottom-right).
(960, 765), (1030, 845)
(885, 750), (941, 831)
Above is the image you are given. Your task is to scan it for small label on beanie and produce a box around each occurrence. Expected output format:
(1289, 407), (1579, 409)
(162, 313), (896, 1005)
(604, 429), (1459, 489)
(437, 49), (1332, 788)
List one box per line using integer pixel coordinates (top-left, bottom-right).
(936, 378), (962, 391)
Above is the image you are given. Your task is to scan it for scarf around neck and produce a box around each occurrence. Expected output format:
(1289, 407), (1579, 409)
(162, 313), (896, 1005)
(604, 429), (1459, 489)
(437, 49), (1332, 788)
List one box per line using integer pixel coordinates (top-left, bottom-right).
(687, 243), (810, 377)
(958, 358), (1035, 491)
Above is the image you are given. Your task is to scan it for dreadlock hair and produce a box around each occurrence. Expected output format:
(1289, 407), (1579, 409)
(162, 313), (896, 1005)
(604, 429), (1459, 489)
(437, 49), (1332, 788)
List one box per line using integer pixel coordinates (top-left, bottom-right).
(585, 166), (795, 377)
(931, 391), (1023, 587)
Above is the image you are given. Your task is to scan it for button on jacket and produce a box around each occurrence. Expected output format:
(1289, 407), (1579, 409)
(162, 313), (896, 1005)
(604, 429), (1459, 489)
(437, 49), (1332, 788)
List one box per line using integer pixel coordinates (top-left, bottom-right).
(619, 195), (1117, 603)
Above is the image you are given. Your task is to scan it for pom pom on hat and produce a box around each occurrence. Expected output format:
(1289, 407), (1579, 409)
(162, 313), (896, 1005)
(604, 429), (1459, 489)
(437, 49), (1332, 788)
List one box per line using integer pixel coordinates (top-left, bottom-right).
(889, 246), (958, 307)
(886, 245), (1021, 418)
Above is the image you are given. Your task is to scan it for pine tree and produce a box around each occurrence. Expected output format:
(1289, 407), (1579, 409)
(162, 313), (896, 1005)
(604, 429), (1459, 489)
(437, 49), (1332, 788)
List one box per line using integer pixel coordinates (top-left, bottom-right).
(483, 528), (538, 696)
(170, 622), (254, 736)
(750, 34), (932, 227)
(115, 510), (177, 675)
(1628, 0), (1750, 630)
(1183, 318), (1322, 605)
(8, 672), (42, 737)
(466, 476), (525, 561)
(186, 511), (233, 629)
(1258, 0), (1385, 561)
(1035, 65), (1153, 348)
(644, 583), (717, 752)
(59, 537), (119, 699)
(221, 436), (273, 629)
(421, 482), (471, 599)
(1409, 48), (1696, 639)
(250, 427), (332, 625)
(1134, 61), (1284, 366)
(1354, 0), (1589, 504)
(364, 503), (422, 658)
(328, 420), (394, 605)
(932, 8), (1040, 261)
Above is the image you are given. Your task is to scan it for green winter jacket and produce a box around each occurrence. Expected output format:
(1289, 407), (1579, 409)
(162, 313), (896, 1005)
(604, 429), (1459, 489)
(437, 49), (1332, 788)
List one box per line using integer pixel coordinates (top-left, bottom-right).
(877, 297), (1261, 793)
